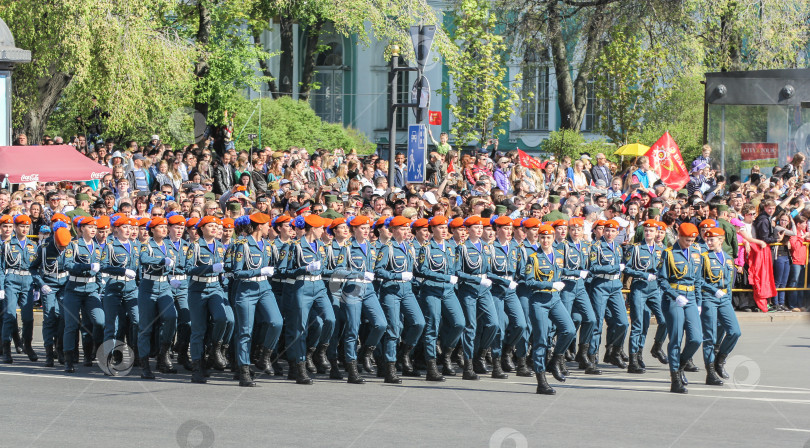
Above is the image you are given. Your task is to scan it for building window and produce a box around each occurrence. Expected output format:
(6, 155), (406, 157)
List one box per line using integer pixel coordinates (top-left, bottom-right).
(584, 79), (597, 132)
(392, 60), (409, 130)
(522, 65), (550, 131)
(311, 39), (345, 124)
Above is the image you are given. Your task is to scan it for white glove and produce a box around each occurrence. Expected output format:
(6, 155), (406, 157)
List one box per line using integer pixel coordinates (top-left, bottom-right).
(647, 273), (657, 281)
(170, 279), (182, 289)
(480, 277), (492, 288)
(306, 261), (321, 273)
(164, 257), (174, 268)
(90, 263), (100, 274)
(714, 289), (726, 299)
(579, 271), (588, 279)
(619, 264), (626, 272)
(401, 272), (413, 281)
(41, 285), (52, 295)
(698, 305), (702, 315)
(675, 295), (688, 307)
(212, 262), (224, 273)
(508, 281), (518, 290)
(449, 275), (458, 285)
(124, 269), (136, 280)
(0, 290), (4, 300)
(552, 281), (565, 291)
(363, 271), (375, 281)
(260, 266), (274, 276)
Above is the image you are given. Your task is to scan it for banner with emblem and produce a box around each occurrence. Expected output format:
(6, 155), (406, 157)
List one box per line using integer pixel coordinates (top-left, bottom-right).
(517, 149), (544, 170)
(646, 131), (690, 190)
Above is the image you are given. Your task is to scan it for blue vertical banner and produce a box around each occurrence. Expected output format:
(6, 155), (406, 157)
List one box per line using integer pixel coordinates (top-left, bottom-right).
(406, 124), (426, 183)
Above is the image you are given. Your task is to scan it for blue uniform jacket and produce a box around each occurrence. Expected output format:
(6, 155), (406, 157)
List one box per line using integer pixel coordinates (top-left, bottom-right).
(700, 250), (734, 304)
(415, 239), (457, 290)
(656, 242), (705, 304)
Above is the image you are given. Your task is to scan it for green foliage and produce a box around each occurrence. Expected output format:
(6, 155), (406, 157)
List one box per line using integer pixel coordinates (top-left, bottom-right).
(444, 0), (520, 146)
(540, 130), (612, 162)
(228, 96), (376, 153)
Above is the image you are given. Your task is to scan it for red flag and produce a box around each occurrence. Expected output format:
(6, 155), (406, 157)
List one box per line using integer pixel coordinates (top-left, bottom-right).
(646, 131), (690, 190)
(747, 243), (776, 313)
(517, 149), (543, 170)
(428, 110), (442, 125)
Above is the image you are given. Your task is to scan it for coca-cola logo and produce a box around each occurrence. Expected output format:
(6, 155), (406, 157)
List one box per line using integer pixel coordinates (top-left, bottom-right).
(20, 174), (39, 182)
(90, 171), (107, 179)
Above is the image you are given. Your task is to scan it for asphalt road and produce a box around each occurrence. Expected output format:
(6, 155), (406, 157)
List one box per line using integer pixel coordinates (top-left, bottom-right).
(2, 317), (810, 448)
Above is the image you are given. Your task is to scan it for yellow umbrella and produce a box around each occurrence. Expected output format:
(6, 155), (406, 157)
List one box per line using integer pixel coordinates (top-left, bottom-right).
(614, 142), (650, 157)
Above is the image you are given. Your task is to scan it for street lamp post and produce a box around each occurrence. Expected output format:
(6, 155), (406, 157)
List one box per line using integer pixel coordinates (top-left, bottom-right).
(0, 17), (31, 146)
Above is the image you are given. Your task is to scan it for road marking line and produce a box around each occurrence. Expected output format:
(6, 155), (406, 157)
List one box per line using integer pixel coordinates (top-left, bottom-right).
(775, 428), (810, 433)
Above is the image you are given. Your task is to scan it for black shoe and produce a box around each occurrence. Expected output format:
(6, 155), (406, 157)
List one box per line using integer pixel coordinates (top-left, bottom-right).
(399, 344), (420, 377)
(12, 326), (22, 354)
(451, 344), (464, 370)
(462, 358), (479, 380)
(255, 347), (271, 374)
(473, 350), (489, 374)
(715, 353), (729, 379)
(140, 357), (156, 379)
(574, 343), (587, 369)
(683, 358), (699, 372)
(239, 365), (257, 387)
(221, 344), (231, 371)
(491, 356), (509, 379)
(271, 351), (284, 376)
(305, 346), (317, 373)
(384, 362), (402, 384)
(585, 354), (602, 375)
(64, 350), (75, 373)
(23, 340), (38, 362)
(209, 342), (226, 370)
(296, 361), (313, 385)
(287, 360), (297, 381)
(679, 368), (689, 385)
(603, 345), (612, 364)
(705, 363), (724, 386)
(637, 351), (646, 369)
(157, 343), (177, 374)
(55, 342), (64, 365)
(627, 353), (646, 374)
(548, 354), (566, 382)
(329, 359), (343, 380)
(564, 347), (575, 362)
(374, 353), (386, 378)
(608, 346), (627, 369)
(191, 360), (207, 384)
(45, 345), (55, 367)
(502, 346), (516, 372)
(361, 345), (376, 374)
(425, 359), (445, 382)
(535, 371), (556, 395)
(315, 344), (329, 374)
(619, 346), (629, 363)
(441, 348), (456, 376)
(1, 342), (12, 364)
(515, 355), (534, 377)
(651, 341), (668, 365)
(346, 359), (365, 384)
(670, 370), (687, 394)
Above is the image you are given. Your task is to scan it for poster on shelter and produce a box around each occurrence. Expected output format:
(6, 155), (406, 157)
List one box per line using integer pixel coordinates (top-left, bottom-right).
(740, 143), (778, 179)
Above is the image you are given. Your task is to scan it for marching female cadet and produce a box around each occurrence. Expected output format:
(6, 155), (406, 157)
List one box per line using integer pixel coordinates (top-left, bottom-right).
(623, 219), (664, 374)
(333, 215), (387, 384)
(167, 213), (192, 371)
(448, 217), (467, 249)
(588, 219), (629, 370)
(414, 215), (465, 382)
(455, 216), (497, 380)
(324, 217), (350, 379)
(1, 214), (38, 363)
(516, 218), (541, 374)
(700, 227), (741, 386)
(488, 215), (530, 379)
(270, 214), (293, 377)
(285, 214), (336, 385)
(558, 217), (599, 374)
(30, 224), (72, 367)
(642, 220), (671, 366)
(523, 224), (575, 395)
(230, 213), (282, 387)
(187, 216), (230, 384)
(100, 216), (140, 361)
(62, 216), (103, 373)
(137, 217), (179, 379)
(657, 222), (704, 394)
(375, 216), (425, 382)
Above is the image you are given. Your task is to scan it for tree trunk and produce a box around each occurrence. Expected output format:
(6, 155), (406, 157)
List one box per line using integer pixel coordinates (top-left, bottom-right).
(298, 19), (325, 102)
(548, 0), (578, 130)
(20, 70), (72, 145)
(193, 0), (212, 147)
(278, 15), (294, 97)
(251, 26), (279, 98)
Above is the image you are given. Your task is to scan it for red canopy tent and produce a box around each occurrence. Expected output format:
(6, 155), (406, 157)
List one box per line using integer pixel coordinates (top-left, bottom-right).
(0, 145), (111, 183)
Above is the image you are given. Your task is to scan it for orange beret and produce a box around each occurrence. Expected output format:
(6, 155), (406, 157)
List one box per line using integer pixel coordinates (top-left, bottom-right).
(513, 218), (523, 228)
(329, 217), (347, 229)
(480, 217), (491, 227)
(375, 217), (387, 228)
(273, 215), (291, 225)
(389, 216), (411, 228)
(186, 217), (199, 228)
(13, 215), (31, 225)
(412, 218), (429, 228)
(95, 216), (110, 229)
(464, 216), (481, 227)
(0, 215), (12, 224)
(168, 215), (186, 226)
(705, 227), (725, 237)
(429, 216), (448, 226)
(449, 217), (465, 229)
(604, 220), (619, 229)
(198, 216), (218, 228)
(551, 219), (567, 228)
(54, 227), (71, 247)
(522, 218), (541, 228)
(322, 218), (333, 228)
(642, 219), (659, 228)
(221, 218), (234, 229)
(249, 213), (270, 225)
(137, 217), (150, 227)
(538, 224), (554, 235)
(51, 213), (70, 224)
(594, 220), (606, 227)
(657, 220), (667, 230)
(304, 214), (326, 228)
(699, 219), (717, 229)
(349, 216), (371, 227)
(568, 217), (584, 228)
(679, 223), (699, 237)
(78, 216), (97, 227)
(492, 216), (513, 226)
(147, 217), (168, 228)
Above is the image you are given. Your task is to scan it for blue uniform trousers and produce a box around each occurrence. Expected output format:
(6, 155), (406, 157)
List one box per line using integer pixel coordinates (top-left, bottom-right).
(62, 290), (104, 352)
(419, 285), (465, 360)
(588, 278), (629, 355)
(458, 284), (497, 360)
(663, 295), (703, 372)
(137, 279), (177, 357)
(188, 283), (228, 361)
(528, 293), (575, 373)
(342, 281), (386, 362)
(289, 279), (335, 362)
(492, 289), (528, 358)
(379, 282), (425, 362)
(701, 299), (741, 365)
(628, 281), (667, 354)
(234, 283), (283, 366)
(560, 280), (596, 346)
(3, 274), (33, 342)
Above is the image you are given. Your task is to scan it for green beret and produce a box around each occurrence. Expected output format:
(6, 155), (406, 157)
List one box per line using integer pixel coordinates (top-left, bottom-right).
(717, 204), (729, 212)
(75, 193), (91, 201)
(648, 207), (660, 218)
(227, 202), (241, 212)
(204, 192), (216, 201)
(325, 195), (340, 204)
(548, 195), (561, 204)
(494, 205), (508, 215)
(320, 209), (343, 219)
(677, 189), (688, 195)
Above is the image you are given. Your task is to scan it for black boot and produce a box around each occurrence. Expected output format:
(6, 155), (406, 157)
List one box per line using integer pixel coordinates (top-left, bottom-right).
(239, 365), (257, 387)
(270, 351), (284, 376)
(535, 371), (555, 395)
(209, 342), (226, 370)
(651, 340), (668, 364)
(627, 353), (645, 374)
(12, 324), (22, 354)
(399, 344), (420, 377)
(585, 353), (602, 375)
(1, 341), (12, 363)
(564, 341), (575, 362)
(296, 361), (313, 385)
(705, 363), (724, 386)
(451, 343), (464, 369)
(255, 347), (271, 374)
(473, 350), (489, 374)
(375, 354), (387, 378)
(360, 345), (376, 374)
(548, 354), (566, 382)
(637, 351), (646, 369)
(191, 360), (206, 384)
(45, 345), (55, 367)
(608, 345), (627, 369)
(462, 358), (479, 380)
(287, 358), (297, 381)
(715, 353), (729, 379)
(679, 367), (689, 385)
(329, 359), (343, 380)
(221, 343), (231, 370)
(425, 358), (445, 382)
(575, 343), (587, 368)
(619, 345), (629, 363)
(64, 350), (75, 373)
(140, 357), (155, 379)
(384, 361), (402, 384)
(603, 345), (612, 363)
(315, 344), (329, 374)
(55, 337), (64, 365)
(23, 338), (38, 362)
(346, 359), (365, 384)
(683, 357), (699, 372)
(305, 346), (317, 373)
(83, 344), (93, 367)
(491, 356), (509, 379)
(157, 343), (177, 374)
(515, 355), (534, 377)
(441, 348), (456, 376)
(670, 370), (687, 394)
(176, 327), (192, 371)
(501, 346), (515, 372)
